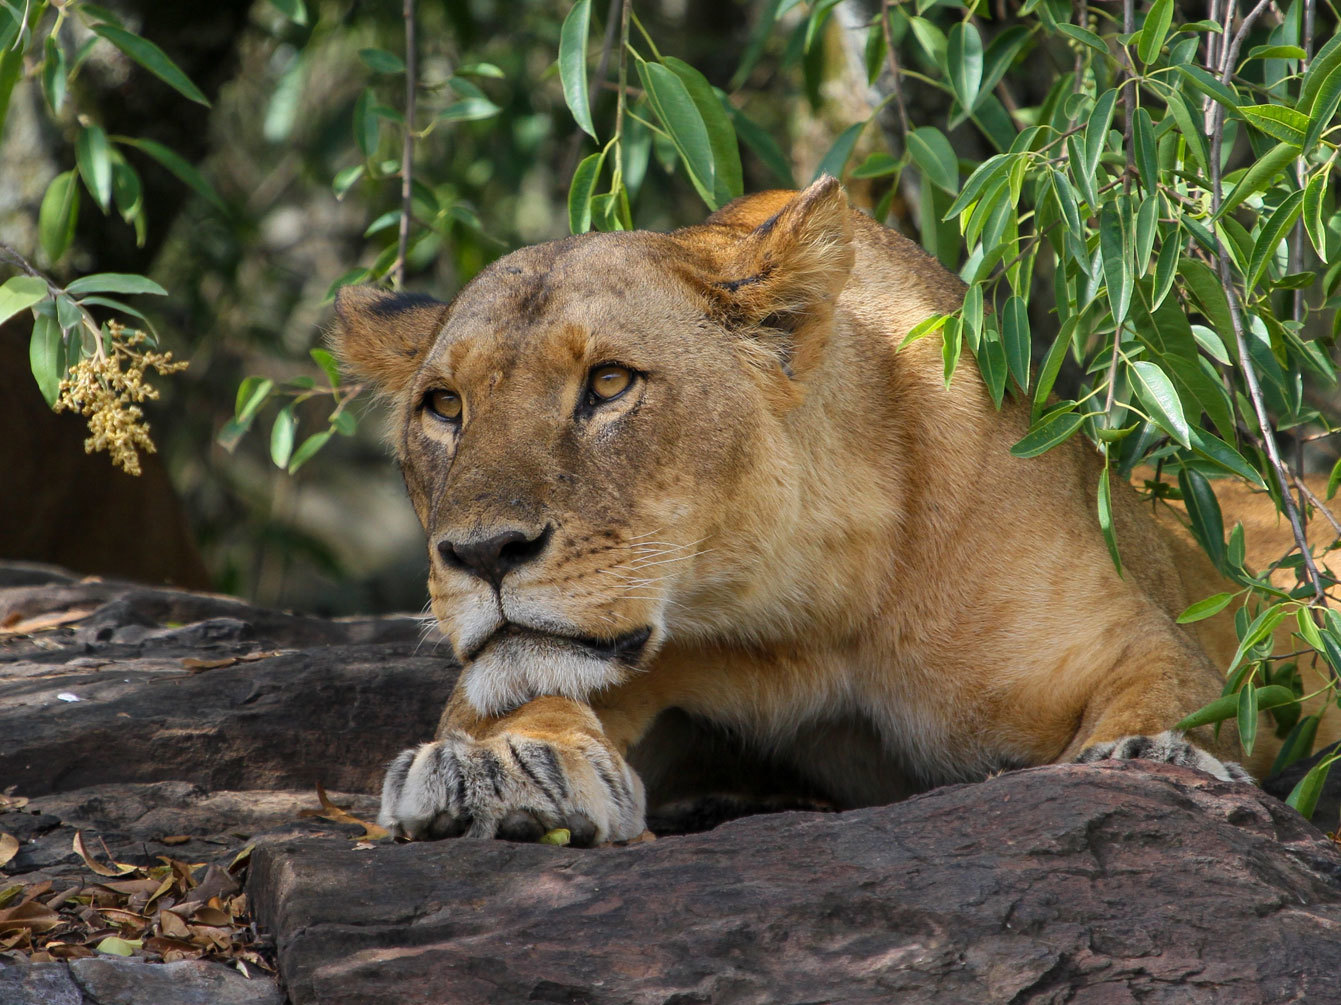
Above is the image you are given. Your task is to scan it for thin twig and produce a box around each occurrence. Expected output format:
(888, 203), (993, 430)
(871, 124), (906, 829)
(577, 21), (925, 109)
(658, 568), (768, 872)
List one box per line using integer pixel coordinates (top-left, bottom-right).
(1290, 0), (1314, 322)
(1205, 0), (1329, 611)
(1073, 0), (1087, 93)
(1121, 0), (1135, 194)
(880, 0), (910, 137)
(614, 0), (631, 182)
(393, 0), (418, 290)
(1293, 474), (1341, 539)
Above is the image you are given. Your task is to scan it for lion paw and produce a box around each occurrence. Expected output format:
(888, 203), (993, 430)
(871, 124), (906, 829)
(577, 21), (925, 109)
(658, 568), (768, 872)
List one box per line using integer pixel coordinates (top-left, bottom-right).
(1076, 729), (1253, 783)
(378, 730), (646, 844)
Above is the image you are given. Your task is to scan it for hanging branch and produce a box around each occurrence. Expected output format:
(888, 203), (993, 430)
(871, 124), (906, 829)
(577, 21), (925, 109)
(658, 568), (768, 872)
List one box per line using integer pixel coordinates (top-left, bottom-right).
(879, 0), (910, 137)
(1205, 0), (1329, 609)
(393, 0), (418, 290)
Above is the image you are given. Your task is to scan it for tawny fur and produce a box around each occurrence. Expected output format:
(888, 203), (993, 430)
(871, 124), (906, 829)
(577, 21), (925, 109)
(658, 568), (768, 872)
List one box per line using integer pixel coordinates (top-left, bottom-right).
(335, 178), (1337, 841)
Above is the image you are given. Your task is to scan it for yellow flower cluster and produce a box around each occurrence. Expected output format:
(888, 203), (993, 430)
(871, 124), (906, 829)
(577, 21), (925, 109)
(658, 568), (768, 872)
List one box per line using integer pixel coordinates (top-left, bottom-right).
(53, 322), (189, 476)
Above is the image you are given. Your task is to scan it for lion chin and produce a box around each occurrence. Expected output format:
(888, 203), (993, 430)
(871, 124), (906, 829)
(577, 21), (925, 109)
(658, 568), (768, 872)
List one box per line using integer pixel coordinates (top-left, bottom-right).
(459, 624), (654, 717)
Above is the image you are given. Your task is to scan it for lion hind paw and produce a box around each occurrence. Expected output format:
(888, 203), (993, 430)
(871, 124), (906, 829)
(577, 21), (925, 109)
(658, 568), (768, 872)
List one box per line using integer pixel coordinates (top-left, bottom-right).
(1076, 729), (1253, 783)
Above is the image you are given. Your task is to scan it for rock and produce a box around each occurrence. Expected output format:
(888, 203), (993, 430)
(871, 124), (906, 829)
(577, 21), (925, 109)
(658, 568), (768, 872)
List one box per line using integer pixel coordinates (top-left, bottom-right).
(0, 959), (283, 1005)
(5, 564), (1341, 1003)
(248, 760), (1341, 1005)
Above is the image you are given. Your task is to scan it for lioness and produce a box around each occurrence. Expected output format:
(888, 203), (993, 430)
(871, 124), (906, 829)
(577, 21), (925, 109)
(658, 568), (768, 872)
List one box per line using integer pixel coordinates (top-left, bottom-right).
(334, 177), (1333, 844)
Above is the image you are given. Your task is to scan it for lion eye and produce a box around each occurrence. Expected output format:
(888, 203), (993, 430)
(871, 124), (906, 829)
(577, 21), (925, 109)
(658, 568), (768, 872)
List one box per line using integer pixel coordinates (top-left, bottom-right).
(424, 389), (462, 422)
(588, 365), (633, 402)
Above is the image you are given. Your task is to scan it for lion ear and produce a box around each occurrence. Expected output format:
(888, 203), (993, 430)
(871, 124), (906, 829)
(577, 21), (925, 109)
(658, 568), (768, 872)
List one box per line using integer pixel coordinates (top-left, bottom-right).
(330, 285), (448, 394)
(716, 175), (854, 374)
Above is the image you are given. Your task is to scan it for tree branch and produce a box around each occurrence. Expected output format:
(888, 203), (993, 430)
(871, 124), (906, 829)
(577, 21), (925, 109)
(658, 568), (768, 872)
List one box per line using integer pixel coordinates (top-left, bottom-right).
(1205, 0), (1328, 609)
(393, 0), (418, 290)
(880, 0), (910, 137)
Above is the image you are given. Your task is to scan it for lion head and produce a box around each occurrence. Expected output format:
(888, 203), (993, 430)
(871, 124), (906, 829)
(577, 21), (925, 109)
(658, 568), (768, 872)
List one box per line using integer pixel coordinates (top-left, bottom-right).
(333, 179), (858, 716)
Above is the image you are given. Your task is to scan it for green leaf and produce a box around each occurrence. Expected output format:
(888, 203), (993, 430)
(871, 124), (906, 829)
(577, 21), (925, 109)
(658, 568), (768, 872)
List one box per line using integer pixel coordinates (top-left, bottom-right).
(1285, 755), (1337, 819)
(812, 120), (866, 183)
(1303, 169), (1329, 260)
(976, 331), (1007, 408)
(29, 312), (63, 408)
(663, 58), (743, 204)
(269, 0), (308, 24)
(235, 376), (274, 424)
(1097, 462), (1122, 575)
(66, 273), (167, 297)
(358, 48), (405, 74)
(1083, 88), (1118, 183)
(94, 936), (141, 957)
(1237, 672), (1259, 755)
(1174, 65), (1241, 116)
(43, 34), (67, 115)
(1129, 360), (1189, 446)
(941, 315), (962, 387)
(1001, 295), (1030, 391)
(353, 88), (379, 156)
(117, 136), (226, 213)
(456, 62), (505, 79)
(944, 153), (1008, 220)
(639, 60), (718, 208)
(1057, 23), (1107, 56)
(1179, 259), (1234, 346)
(270, 405), (297, 469)
(288, 430), (333, 473)
(558, 0), (596, 141)
(1031, 321), (1073, 422)
(1151, 229), (1180, 310)
(567, 149), (605, 234)
(1099, 200), (1130, 325)
(1134, 196), (1157, 276)
(1328, 456), (1341, 500)
(907, 126), (958, 194)
(1240, 103), (1309, 145)
(1215, 141), (1300, 220)
(727, 102), (795, 187)
(1187, 429), (1265, 487)
(1247, 189), (1304, 291)
(1227, 606), (1287, 676)
(1137, 0), (1173, 65)
(0, 275), (48, 327)
(1302, 64), (1341, 153)
(38, 170), (79, 264)
(438, 97), (501, 122)
(1163, 89), (1208, 173)
(1177, 592), (1235, 623)
(1175, 685), (1294, 732)
(1271, 714), (1320, 775)
(1300, 33), (1341, 115)
(1179, 466), (1225, 571)
(851, 152), (900, 179)
(310, 348), (340, 387)
(90, 23), (209, 106)
(332, 410), (357, 436)
(1010, 408), (1084, 458)
(1133, 107), (1157, 197)
(946, 21), (983, 112)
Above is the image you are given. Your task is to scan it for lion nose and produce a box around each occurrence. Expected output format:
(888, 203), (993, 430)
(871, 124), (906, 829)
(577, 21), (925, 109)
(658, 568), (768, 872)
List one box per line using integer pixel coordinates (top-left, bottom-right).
(437, 526), (552, 587)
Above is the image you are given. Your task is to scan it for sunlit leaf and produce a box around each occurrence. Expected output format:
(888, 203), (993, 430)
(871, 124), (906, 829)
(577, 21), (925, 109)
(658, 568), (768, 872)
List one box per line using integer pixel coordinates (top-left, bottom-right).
(1129, 360), (1189, 446)
(0, 275), (48, 327)
(91, 23), (209, 106)
(558, 0), (596, 141)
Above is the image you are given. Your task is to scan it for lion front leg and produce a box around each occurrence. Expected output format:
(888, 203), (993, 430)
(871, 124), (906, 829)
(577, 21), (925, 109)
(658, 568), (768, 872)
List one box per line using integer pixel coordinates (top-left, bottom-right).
(378, 694), (646, 844)
(1061, 652), (1256, 783)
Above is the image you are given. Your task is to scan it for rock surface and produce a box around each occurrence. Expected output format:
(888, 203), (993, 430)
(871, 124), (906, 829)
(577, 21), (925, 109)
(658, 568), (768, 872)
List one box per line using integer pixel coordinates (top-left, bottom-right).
(249, 761), (1341, 1005)
(4, 563), (1341, 1004)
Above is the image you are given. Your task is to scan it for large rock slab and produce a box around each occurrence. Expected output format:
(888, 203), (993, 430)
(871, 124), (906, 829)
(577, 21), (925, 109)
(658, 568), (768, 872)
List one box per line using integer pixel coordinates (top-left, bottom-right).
(249, 760), (1341, 1005)
(6, 562), (1341, 1003)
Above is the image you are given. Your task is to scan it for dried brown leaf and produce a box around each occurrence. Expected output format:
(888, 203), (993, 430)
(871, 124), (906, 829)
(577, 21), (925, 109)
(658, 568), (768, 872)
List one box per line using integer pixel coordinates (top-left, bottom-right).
(308, 784), (391, 841)
(191, 906), (232, 927)
(0, 901), (64, 934)
(236, 650), (284, 662)
(73, 832), (136, 877)
(158, 834), (192, 846)
(0, 607), (97, 637)
(0, 833), (18, 869)
(180, 657), (238, 670)
(226, 844), (254, 875)
(158, 910), (190, 940)
(0, 793), (28, 812)
(43, 886), (80, 909)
